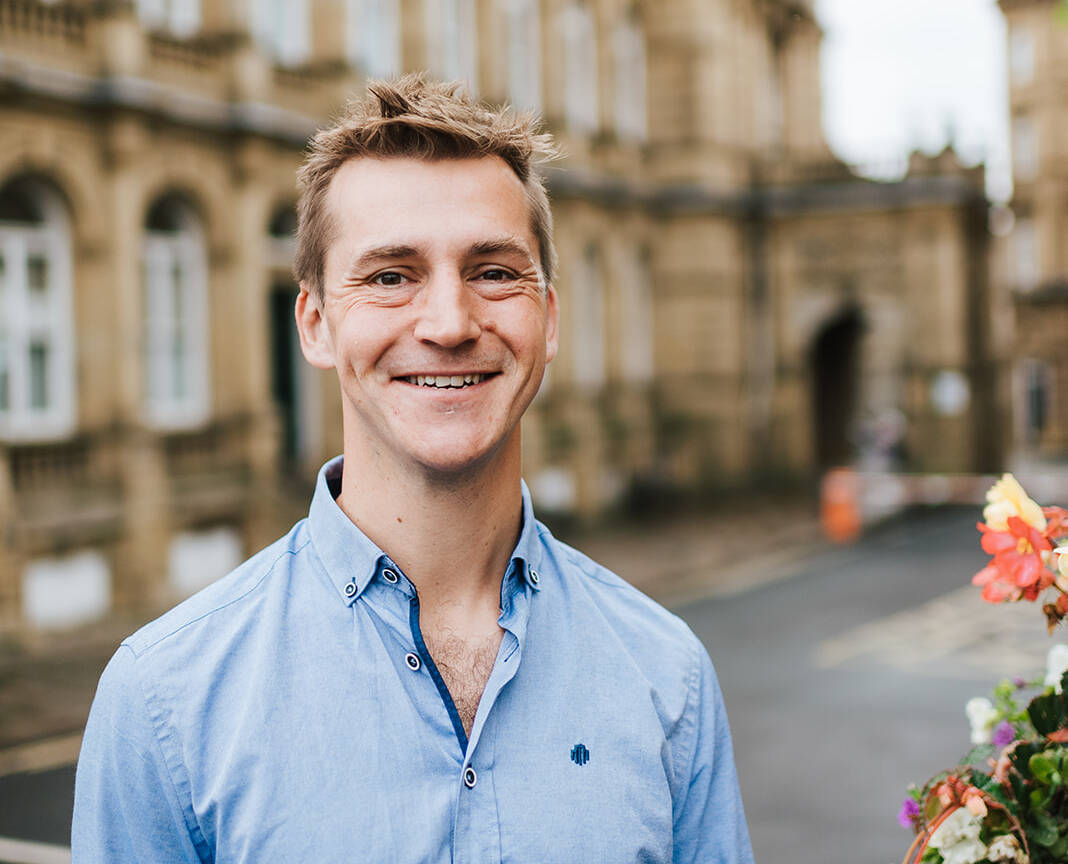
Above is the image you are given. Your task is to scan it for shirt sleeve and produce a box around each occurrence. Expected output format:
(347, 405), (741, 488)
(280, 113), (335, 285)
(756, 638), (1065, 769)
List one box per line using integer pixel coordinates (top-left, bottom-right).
(72, 645), (207, 863)
(672, 642), (755, 864)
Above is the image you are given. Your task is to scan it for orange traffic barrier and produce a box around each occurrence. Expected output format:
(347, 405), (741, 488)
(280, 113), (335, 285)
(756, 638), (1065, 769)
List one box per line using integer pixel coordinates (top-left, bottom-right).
(820, 467), (861, 543)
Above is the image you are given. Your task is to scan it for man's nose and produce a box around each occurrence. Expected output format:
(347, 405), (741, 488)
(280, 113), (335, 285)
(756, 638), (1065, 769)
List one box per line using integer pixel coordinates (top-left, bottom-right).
(412, 273), (482, 347)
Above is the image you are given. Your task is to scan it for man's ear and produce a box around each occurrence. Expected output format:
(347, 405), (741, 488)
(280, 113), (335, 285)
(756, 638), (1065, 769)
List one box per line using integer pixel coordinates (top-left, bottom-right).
(295, 284), (336, 370)
(544, 284), (559, 365)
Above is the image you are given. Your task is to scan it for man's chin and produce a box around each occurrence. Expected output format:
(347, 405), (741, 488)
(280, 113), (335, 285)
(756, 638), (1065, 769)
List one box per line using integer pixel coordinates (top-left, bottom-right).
(406, 436), (514, 484)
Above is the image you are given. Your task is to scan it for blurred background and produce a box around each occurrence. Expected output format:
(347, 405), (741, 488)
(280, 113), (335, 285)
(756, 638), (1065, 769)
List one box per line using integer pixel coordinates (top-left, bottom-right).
(0, 0), (1066, 861)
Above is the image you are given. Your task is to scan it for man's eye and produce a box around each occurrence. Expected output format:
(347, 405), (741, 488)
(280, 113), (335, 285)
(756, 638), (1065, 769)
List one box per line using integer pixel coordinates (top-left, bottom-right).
(372, 272), (406, 286)
(478, 269), (515, 281)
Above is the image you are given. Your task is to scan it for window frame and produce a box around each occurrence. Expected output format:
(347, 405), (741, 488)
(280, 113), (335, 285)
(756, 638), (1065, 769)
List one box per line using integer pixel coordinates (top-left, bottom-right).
(0, 183), (76, 443)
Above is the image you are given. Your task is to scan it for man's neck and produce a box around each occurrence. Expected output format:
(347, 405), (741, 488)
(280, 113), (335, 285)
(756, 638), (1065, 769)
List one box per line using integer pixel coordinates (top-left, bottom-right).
(335, 438), (523, 612)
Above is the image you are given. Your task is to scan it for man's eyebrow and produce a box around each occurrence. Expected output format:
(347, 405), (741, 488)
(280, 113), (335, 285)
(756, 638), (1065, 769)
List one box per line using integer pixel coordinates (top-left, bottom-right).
(346, 244), (424, 272)
(468, 237), (536, 262)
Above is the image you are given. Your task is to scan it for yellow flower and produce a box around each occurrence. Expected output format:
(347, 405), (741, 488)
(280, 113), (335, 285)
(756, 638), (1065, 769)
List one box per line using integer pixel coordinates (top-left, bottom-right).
(1057, 547), (1068, 580)
(983, 473), (1046, 532)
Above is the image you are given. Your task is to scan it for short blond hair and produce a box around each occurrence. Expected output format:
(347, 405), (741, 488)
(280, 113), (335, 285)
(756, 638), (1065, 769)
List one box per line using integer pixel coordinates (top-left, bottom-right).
(295, 74), (558, 300)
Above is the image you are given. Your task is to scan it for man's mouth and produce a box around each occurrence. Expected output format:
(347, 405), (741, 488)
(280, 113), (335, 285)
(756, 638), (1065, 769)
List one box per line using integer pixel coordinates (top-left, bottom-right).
(402, 373), (496, 389)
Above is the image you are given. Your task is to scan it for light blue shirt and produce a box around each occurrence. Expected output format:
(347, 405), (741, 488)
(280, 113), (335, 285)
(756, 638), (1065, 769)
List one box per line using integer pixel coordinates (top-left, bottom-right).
(73, 457), (753, 863)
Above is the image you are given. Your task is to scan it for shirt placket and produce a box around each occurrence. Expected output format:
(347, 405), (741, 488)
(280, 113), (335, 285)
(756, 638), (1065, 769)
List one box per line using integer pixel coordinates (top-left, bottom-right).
(451, 563), (531, 864)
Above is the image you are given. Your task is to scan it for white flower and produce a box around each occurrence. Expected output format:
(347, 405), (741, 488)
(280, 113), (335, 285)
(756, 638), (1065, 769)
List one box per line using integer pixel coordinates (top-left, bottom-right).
(988, 834), (1026, 863)
(929, 809), (987, 864)
(965, 697), (998, 745)
(1045, 644), (1068, 693)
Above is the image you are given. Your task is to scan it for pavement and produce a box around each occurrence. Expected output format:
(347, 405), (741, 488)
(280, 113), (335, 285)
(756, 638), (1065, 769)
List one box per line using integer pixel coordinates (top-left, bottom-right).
(0, 492), (824, 764)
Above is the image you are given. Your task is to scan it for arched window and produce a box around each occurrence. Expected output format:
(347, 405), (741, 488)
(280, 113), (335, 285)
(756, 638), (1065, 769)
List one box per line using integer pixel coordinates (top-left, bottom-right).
(346, 0), (401, 78)
(560, 1), (598, 134)
(249, 0), (310, 66)
(0, 176), (75, 441)
(619, 245), (653, 383)
(501, 0), (541, 112)
(426, 0), (478, 91)
(571, 242), (605, 389)
(612, 13), (646, 142)
(267, 203), (297, 272)
(136, 0), (201, 37)
(142, 195), (210, 429)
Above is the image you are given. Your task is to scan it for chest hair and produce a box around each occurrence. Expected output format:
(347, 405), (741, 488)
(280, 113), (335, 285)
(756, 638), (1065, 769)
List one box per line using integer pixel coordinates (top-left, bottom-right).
(423, 627), (503, 736)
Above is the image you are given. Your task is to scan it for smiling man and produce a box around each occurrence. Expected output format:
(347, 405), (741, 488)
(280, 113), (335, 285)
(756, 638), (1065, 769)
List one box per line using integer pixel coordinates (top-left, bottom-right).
(72, 77), (754, 863)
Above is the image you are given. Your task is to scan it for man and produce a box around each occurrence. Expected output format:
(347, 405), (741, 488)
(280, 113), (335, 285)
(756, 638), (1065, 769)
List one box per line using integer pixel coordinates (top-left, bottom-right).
(73, 76), (754, 863)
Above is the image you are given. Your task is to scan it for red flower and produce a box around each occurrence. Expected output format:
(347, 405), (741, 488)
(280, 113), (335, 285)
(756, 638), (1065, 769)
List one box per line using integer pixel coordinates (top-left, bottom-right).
(974, 516), (1053, 603)
(1043, 506), (1068, 542)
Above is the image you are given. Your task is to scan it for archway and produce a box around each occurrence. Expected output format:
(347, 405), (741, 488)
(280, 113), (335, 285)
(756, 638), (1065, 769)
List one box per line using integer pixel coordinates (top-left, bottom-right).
(810, 306), (864, 469)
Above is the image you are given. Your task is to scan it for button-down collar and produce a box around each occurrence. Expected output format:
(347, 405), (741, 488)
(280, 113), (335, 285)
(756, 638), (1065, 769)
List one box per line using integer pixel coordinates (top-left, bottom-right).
(308, 456), (543, 608)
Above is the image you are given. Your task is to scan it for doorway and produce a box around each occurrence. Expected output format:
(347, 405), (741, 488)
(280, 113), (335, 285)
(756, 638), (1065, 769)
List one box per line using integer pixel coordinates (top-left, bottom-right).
(810, 306), (864, 469)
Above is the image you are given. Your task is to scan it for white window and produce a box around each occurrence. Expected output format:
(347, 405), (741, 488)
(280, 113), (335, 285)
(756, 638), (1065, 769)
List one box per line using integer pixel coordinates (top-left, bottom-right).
(142, 196), (210, 429)
(137, 0), (201, 36)
(502, 0), (541, 111)
(250, 0), (310, 66)
(1016, 359), (1052, 447)
(560, 1), (599, 134)
(0, 177), (76, 441)
(619, 246), (653, 383)
(1012, 116), (1038, 181)
(571, 243), (605, 388)
(1014, 217), (1039, 291)
(426, 0), (478, 91)
(23, 549), (111, 630)
(613, 15), (646, 142)
(169, 526), (243, 597)
(346, 0), (401, 78)
(1009, 26), (1035, 87)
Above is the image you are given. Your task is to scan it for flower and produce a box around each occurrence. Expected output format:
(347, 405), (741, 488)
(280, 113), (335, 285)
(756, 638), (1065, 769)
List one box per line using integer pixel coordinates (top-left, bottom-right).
(1044, 644), (1068, 693)
(987, 834), (1026, 863)
(1055, 545), (1068, 580)
(976, 517), (1053, 599)
(898, 796), (920, 829)
(928, 808), (988, 864)
(966, 697), (999, 744)
(984, 474), (1047, 532)
(992, 720), (1016, 749)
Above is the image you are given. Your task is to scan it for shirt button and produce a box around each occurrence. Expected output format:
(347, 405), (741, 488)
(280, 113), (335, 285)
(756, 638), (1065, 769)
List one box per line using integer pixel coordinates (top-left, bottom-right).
(405, 652), (421, 671)
(382, 568), (399, 584)
(463, 767), (477, 789)
(529, 569), (539, 585)
(344, 581), (357, 597)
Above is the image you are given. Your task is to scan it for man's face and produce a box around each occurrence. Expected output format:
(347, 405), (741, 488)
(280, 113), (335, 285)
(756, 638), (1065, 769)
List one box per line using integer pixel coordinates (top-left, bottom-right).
(297, 156), (558, 478)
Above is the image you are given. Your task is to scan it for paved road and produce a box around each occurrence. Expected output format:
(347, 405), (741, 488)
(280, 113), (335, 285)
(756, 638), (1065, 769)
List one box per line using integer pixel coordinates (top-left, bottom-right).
(686, 506), (1058, 864)
(0, 506), (1060, 863)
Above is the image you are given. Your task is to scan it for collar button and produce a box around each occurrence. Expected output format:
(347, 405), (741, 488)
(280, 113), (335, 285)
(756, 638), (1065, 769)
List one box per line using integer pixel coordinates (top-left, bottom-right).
(344, 581), (357, 597)
(382, 568), (399, 584)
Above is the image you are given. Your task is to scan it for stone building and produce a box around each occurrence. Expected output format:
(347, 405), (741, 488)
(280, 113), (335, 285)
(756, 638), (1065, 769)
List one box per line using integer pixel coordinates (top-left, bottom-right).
(998, 0), (1068, 461)
(0, 0), (1000, 633)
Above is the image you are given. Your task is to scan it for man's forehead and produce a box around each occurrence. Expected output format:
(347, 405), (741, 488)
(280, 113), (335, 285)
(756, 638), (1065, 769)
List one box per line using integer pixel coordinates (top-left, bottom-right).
(325, 156), (538, 264)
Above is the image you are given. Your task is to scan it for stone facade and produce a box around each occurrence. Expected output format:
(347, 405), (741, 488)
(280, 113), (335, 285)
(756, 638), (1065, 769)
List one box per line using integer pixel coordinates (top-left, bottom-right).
(0, 0), (1000, 634)
(998, 0), (1068, 459)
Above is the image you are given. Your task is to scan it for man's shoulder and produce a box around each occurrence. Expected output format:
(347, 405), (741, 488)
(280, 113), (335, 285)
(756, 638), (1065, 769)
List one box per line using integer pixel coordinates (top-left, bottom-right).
(122, 520), (314, 660)
(539, 525), (704, 663)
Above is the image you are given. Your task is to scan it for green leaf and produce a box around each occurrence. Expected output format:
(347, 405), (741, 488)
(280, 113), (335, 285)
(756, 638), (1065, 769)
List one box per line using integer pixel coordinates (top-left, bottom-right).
(1012, 741), (1041, 777)
(1032, 810), (1060, 846)
(959, 744), (996, 766)
(1028, 690), (1068, 736)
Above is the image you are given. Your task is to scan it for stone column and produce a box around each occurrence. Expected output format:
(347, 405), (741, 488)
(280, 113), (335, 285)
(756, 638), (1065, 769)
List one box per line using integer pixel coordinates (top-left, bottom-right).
(105, 115), (172, 610)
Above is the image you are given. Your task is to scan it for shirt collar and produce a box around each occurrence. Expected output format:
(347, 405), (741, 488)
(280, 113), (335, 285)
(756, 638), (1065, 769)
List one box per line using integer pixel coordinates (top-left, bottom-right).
(308, 456), (543, 607)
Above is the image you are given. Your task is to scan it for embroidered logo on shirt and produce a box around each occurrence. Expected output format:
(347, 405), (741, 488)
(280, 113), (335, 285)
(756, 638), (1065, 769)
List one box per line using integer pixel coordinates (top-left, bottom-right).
(570, 743), (590, 766)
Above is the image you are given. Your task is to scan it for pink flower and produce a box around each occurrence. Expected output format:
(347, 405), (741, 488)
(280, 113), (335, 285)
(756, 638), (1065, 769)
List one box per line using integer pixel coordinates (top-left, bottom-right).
(975, 516), (1053, 602)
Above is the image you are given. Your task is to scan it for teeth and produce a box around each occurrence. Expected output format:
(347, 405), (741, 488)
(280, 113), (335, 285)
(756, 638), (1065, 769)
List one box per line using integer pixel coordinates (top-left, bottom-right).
(405, 374), (487, 388)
